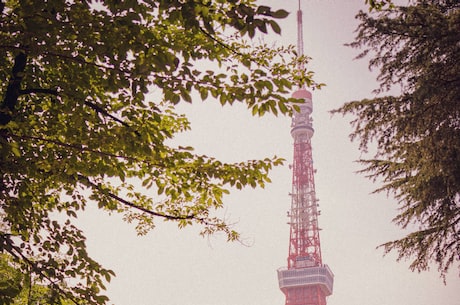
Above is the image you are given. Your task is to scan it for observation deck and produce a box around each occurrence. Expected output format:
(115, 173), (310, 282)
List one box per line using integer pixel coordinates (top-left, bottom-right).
(277, 264), (334, 296)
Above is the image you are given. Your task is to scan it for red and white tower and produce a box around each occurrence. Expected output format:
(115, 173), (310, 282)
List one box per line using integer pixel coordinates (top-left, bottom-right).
(277, 2), (334, 305)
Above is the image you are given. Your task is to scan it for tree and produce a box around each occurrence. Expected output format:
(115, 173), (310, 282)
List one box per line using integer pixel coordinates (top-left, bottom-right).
(0, 0), (320, 304)
(0, 254), (22, 304)
(334, 0), (459, 279)
(0, 253), (73, 305)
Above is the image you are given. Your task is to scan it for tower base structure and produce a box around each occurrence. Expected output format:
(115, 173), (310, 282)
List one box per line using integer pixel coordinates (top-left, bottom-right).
(278, 265), (334, 305)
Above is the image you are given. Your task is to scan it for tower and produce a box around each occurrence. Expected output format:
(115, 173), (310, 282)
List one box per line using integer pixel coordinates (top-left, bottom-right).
(277, 2), (334, 305)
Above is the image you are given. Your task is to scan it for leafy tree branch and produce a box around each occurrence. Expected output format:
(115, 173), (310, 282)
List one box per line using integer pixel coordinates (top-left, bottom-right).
(0, 1), (308, 303)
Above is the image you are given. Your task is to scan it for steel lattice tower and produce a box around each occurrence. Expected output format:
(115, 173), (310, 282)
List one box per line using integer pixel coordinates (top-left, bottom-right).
(277, 2), (334, 305)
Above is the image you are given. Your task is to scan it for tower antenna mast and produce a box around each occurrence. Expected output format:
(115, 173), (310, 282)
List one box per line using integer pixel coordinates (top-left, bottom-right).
(296, 0), (305, 89)
(297, 0), (304, 58)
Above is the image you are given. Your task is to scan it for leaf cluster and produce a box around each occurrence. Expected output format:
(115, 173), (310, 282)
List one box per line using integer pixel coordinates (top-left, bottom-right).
(334, 0), (460, 279)
(365, 0), (394, 11)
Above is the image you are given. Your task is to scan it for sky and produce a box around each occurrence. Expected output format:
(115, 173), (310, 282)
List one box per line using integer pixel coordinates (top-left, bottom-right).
(76, 1), (459, 305)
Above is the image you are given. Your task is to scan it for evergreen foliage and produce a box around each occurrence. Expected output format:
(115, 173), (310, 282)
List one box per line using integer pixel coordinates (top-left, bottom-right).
(334, 0), (460, 279)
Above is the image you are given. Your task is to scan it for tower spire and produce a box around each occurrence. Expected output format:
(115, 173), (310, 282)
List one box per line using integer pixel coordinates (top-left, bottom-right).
(297, 0), (304, 58)
(277, 2), (334, 305)
(296, 0), (306, 90)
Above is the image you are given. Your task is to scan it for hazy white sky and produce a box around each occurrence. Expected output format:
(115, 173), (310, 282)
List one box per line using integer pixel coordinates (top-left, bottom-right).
(76, 1), (459, 305)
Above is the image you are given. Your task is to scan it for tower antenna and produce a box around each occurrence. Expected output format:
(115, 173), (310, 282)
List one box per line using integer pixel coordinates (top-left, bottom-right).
(296, 0), (306, 89)
(297, 0), (304, 58)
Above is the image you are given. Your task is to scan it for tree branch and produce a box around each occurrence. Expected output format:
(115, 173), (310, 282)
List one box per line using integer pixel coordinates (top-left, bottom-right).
(77, 174), (196, 221)
(19, 88), (58, 95)
(0, 45), (27, 51)
(83, 100), (140, 136)
(198, 26), (244, 57)
(1, 51), (27, 125)
(43, 50), (127, 74)
(6, 133), (151, 164)
(8, 82), (141, 135)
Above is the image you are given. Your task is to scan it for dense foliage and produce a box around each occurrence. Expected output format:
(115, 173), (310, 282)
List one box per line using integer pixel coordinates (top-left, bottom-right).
(334, 0), (459, 278)
(0, 254), (73, 305)
(0, 0), (319, 303)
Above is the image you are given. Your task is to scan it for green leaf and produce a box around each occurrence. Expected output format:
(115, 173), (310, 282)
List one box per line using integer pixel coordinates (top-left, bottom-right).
(271, 9), (289, 19)
(269, 20), (281, 34)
